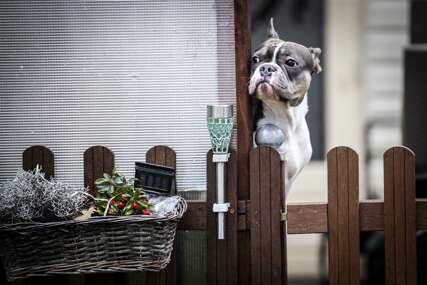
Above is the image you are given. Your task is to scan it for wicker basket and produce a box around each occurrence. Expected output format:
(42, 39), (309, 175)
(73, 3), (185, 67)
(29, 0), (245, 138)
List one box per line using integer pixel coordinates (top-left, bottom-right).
(0, 197), (187, 281)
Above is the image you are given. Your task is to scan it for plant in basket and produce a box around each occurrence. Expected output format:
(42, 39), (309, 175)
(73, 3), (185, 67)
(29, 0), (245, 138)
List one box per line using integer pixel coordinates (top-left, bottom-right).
(94, 168), (152, 216)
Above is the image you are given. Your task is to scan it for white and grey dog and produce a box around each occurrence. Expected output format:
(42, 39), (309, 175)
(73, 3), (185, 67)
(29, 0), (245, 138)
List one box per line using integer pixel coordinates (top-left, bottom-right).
(249, 19), (322, 193)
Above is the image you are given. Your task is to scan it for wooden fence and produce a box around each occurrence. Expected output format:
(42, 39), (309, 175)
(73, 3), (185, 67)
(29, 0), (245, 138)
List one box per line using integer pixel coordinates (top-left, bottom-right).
(4, 144), (427, 285)
(206, 145), (422, 285)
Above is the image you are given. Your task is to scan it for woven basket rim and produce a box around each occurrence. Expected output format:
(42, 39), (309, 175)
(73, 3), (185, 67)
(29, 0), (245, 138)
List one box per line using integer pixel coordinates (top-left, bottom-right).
(0, 196), (187, 231)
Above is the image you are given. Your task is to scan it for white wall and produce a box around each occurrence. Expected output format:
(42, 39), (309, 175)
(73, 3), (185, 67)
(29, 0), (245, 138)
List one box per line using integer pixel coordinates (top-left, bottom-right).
(0, 0), (236, 192)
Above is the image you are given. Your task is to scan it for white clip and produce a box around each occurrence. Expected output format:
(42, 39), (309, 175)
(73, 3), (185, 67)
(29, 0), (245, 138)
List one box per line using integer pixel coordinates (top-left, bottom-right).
(213, 153), (230, 163)
(213, 203), (230, 213)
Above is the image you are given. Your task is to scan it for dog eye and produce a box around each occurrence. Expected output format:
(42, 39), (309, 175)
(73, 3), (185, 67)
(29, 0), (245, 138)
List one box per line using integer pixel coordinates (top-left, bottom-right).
(285, 59), (297, 67)
(252, 56), (260, 64)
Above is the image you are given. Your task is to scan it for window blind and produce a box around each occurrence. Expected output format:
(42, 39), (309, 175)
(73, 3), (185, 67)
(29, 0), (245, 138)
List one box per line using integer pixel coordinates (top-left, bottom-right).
(0, 0), (236, 192)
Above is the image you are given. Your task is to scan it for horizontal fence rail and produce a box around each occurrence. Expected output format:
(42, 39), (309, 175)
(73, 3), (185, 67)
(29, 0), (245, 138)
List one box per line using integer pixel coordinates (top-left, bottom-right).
(5, 144), (425, 285)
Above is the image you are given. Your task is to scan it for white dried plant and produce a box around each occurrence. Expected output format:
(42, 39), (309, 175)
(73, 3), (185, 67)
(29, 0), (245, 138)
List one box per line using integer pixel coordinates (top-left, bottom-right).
(0, 166), (89, 222)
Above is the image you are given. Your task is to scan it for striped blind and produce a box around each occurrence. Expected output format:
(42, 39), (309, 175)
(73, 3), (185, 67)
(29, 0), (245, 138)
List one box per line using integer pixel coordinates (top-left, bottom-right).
(0, 0), (236, 191)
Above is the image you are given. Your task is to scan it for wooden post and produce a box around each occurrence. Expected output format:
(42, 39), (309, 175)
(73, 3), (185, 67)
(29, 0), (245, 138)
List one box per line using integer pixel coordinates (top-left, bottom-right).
(144, 146), (177, 285)
(234, 0), (252, 283)
(207, 149), (238, 285)
(327, 147), (360, 285)
(249, 146), (286, 285)
(384, 146), (417, 285)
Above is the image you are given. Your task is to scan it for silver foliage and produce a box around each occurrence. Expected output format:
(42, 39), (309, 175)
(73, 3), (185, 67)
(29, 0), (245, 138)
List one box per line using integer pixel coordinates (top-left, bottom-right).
(0, 167), (89, 222)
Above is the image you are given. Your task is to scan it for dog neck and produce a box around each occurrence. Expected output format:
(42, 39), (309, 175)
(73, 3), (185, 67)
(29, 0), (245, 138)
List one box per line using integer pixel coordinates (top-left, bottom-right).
(257, 94), (309, 133)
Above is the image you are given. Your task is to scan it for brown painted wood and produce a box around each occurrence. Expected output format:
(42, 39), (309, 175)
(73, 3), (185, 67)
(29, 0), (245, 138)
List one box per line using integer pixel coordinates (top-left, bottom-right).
(249, 147), (261, 285)
(259, 147), (272, 285)
(327, 148), (339, 285)
(249, 147), (285, 285)
(83, 146), (117, 285)
(327, 147), (360, 285)
(178, 202), (206, 230)
(145, 146), (177, 285)
(287, 199), (427, 234)
(417, 198), (427, 229)
(19, 146), (57, 285)
(384, 147), (417, 285)
(287, 203), (327, 234)
(83, 146), (114, 196)
(226, 150), (238, 285)
(22, 145), (54, 179)
(207, 150), (217, 285)
(178, 198), (427, 233)
(273, 151), (286, 285)
(234, 0), (252, 284)
(207, 150), (238, 285)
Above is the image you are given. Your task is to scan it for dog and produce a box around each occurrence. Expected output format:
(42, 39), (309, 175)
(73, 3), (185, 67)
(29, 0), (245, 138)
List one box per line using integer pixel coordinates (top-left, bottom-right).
(249, 18), (322, 193)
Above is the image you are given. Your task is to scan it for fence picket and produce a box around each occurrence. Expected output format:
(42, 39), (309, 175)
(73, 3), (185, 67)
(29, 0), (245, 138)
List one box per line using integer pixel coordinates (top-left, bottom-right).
(327, 147), (360, 285)
(145, 146), (177, 285)
(249, 146), (286, 285)
(384, 147), (417, 285)
(23, 145), (54, 179)
(83, 145), (115, 195)
(83, 145), (118, 285)
(207, 149), (238, 285)
(19, 145), (57, 285)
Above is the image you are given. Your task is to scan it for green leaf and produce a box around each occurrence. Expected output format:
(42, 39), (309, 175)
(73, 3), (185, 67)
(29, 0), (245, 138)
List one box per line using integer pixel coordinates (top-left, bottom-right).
(95, 178), (109, 185)
(123, 202), (132, 213)
(103, 173), (111, 180)
(97, 185), (111, 193)
(96, 208), (105, 216)
(124, 208), (134, 216)
(114, 177), (124, 185)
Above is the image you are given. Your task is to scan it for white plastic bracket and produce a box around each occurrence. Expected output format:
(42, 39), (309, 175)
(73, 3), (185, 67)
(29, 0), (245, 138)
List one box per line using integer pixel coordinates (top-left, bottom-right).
(213, 202), (230, 213)
(213, 153), (230, 163)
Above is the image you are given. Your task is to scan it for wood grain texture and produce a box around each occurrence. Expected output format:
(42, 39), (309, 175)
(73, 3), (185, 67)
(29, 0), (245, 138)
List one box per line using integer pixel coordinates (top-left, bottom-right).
(249, 147), (285, 285)
(207, 150), (238, 285)
(145, 146), (177, 285)
(384, 147), (417, 285)
(286, 199), (427, 234)
(83, 146), (114, 196)
(249, 147), (261, 285)
(83, 145), (117, 285)
(234, 0), (252, 284)
(20, 146), (57, 285)
(178, 202), (206, 230)
(327, 147), (360, 285)
(22, 145), (54, 179)
(174, 198), (427, 233)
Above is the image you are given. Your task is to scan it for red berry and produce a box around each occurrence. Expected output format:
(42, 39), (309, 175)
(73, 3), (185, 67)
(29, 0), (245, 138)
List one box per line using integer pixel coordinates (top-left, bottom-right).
(118, 201), (125, 209)
(110, 200), (115, 206)
(133, 202), (140, 209)
(143, 209), (151, 215)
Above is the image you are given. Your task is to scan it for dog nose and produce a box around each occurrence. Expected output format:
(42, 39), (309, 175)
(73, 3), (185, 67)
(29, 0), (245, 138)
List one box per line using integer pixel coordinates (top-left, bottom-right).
(259, 64), (277, 78)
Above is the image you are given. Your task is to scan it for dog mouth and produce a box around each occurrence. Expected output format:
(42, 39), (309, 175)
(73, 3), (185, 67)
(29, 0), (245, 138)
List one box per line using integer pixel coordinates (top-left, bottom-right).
(256, 80), (278, 99)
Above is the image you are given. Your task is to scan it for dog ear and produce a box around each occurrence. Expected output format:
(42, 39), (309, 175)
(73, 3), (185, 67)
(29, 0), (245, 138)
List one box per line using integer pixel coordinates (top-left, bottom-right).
(268, 18), (279, 39)
(309, 47), (322, 74)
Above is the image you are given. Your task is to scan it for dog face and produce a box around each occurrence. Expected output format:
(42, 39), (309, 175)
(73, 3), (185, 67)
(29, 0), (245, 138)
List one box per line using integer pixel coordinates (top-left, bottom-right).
(249, 19), (322, 106)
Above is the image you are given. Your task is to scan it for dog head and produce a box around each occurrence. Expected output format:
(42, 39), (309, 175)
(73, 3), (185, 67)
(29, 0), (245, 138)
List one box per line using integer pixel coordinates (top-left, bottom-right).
(249, 18), (322, 106)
